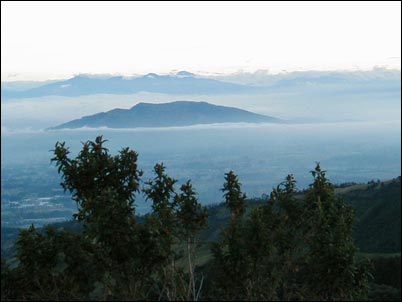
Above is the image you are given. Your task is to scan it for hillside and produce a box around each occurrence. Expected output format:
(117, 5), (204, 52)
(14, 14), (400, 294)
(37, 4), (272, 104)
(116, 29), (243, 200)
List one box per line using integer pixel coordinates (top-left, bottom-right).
(198, 177), (401, 253)
(341, 177), (401, 253)
(2, 176), (400, 300)
(3, 177), (399, 259)
(50, 101), (281, 129)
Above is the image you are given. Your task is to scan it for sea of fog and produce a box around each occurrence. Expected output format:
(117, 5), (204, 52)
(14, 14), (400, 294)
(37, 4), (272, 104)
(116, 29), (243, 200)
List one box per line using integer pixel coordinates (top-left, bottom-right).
(2, 86), (401, 130)
(2, 120), (401, 212)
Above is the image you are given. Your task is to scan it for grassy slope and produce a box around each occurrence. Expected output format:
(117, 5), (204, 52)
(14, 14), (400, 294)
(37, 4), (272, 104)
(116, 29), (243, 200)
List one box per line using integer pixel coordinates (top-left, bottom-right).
(2, 177), (400, 259)
(340, 177), (401, 253)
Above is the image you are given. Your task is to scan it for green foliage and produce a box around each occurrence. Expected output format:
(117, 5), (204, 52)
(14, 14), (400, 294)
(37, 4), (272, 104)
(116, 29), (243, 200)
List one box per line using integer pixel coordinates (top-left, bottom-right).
(303, 164), (371, 301)
(342, 178), (401, 253)
(175, 180), (208, 241)
(368, 284), (401, 301)
(142, 166), (209, 301)
(143, 163), (178, 254)
(1, 258), (12, 300)
(3, 137), (381, 301)
(175, 180), (208, 301)
(3, 225), (98, 300)
(51, 136), (143, 263)
(370, 256), (401, 289)
(142, 163), (183, 300)
(222, 170), (247, 221)
(209, 164), (371, 301)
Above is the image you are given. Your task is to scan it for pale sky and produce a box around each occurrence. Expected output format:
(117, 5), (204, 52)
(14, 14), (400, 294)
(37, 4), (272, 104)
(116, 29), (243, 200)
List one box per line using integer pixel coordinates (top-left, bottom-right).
(1, 1), (401, 81)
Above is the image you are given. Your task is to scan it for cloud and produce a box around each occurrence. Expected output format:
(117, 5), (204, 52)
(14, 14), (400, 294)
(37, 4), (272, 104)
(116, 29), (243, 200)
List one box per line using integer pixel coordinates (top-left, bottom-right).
(1, 126), (45, 135)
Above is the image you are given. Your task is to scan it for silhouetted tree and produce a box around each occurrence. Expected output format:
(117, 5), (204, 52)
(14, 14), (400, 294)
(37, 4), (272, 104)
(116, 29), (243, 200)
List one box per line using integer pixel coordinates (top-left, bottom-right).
(2, 137), (372, 301)
(51, 136), (142, 264)
(175, 180), (208, 300)
(210, 171), (249, 300)
(303, 163), (371, 300)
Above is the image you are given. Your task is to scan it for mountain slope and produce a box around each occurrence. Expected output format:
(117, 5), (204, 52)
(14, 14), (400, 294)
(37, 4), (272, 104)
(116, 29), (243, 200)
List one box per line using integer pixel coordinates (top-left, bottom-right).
(50, 101), (282, 129)
(2, 177), (400, 259)
(198, 177), (401, 253)
(341, 177), (401, 253)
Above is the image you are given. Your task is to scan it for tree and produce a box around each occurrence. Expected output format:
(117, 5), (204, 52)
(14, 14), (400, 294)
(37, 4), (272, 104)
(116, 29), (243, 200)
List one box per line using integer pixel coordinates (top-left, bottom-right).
(222, 170), (247, 221)
(3, 137), (371, 301)
(210, 170), (249, 300)
(143, 163), (178, 256)
(303, 163), (371, 300)
(175, 180), (208, 301)
(4, 225), (98, 300)
(143, 163), (185, 300)
(51, 136), (142, 264)
(209, 165), (371, 301)
(236, 174), (304, 300)
(51, 136), (162, 300)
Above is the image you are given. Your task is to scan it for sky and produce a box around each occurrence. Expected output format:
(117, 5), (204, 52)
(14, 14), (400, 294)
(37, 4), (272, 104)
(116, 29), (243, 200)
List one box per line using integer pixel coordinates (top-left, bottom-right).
(1, 1), (401, 81)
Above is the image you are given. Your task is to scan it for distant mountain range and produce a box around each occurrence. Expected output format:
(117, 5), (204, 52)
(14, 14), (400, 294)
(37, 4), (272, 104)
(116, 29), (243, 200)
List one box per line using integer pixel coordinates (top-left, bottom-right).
(2, 69), (400, 100)
(1, 72), (256, 99)
(50, 101), (281, 129)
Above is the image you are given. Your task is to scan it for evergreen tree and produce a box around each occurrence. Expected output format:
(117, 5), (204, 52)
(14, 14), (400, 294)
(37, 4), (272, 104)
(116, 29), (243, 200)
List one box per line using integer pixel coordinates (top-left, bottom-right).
(222, 170), (247, 221)
(143, 163), (178, 254)
(210, 170), (248, 300)
(239, 174), (303, 300)
(51, 136), (164, 300)
(175, 180), (208, 301)
(2, 137), (373, 301)
(303, 163), (371, 300)
(51, 136), (142, 263)
(143, 163), (186, 300)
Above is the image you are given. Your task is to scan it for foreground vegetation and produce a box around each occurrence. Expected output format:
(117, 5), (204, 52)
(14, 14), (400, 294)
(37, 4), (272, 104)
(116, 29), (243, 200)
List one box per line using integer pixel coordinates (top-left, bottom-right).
(1, 136), (399, 301)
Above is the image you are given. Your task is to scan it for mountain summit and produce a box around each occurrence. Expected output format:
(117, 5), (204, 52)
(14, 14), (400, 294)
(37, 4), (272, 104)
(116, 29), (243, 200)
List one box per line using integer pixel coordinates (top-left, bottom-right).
(50, 101), (281, 129)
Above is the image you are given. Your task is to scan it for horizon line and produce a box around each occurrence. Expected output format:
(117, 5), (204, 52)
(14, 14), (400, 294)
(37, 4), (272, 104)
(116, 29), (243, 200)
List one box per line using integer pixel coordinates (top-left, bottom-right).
(2, 66), (401, 83)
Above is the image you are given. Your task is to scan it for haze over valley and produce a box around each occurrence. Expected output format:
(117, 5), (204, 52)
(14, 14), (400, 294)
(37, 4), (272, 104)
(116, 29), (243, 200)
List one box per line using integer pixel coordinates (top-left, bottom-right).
(2, 69), (401, 227)
(2, 3), (401, 301)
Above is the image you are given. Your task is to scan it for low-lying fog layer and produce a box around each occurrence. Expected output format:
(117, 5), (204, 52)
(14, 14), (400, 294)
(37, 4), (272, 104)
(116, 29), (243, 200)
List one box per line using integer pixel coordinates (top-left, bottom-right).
(2, 120), (400, 212)
(2, 70), (400, 214)
(2, 85), (401, 130)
